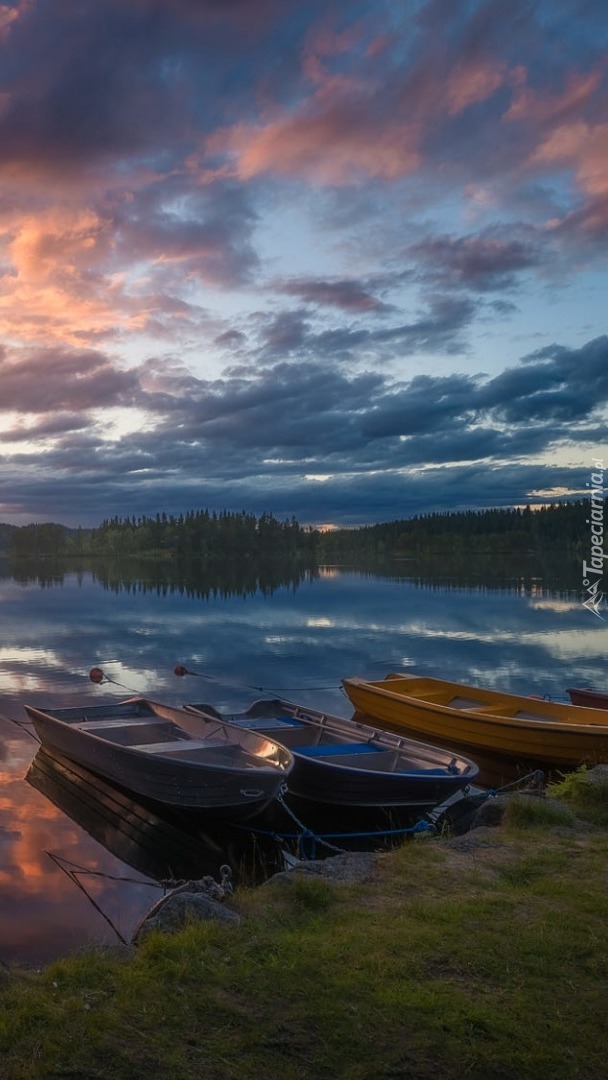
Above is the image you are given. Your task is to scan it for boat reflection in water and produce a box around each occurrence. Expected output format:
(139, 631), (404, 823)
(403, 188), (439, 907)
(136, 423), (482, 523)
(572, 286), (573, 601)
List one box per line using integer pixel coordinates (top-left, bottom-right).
(26, 748), (288, 889)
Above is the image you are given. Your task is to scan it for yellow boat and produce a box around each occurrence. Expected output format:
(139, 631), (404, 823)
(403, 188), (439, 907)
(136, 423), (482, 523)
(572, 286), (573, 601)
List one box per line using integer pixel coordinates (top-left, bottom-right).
(342, 673), (608, 766)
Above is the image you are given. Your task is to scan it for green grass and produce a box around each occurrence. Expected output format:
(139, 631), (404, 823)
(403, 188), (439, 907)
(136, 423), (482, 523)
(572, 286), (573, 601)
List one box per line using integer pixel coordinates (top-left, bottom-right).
(548, 766), (608, 826)
(1, 825), (608, 1079)
(500, 793), (577, 829)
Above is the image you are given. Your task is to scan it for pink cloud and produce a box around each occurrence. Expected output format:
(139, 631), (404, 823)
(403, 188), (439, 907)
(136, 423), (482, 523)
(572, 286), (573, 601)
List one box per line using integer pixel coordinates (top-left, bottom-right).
(531, 120), (608, 213)
(446, 60), (506, 116)
(301, 20), (365, 87)
(211, 106), (422, 184)
(504, 69), (604, 124)
(206, 39), (513, 187)
(504, 67), (608, 233)
(0, 174), (255, 348)
(0, 2), (22, 41)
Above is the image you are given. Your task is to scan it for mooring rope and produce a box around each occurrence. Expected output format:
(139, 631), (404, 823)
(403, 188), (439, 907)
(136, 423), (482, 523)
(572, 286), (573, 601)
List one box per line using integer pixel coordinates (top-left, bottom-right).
(172, 664), (341, 693)
(173, 665), (341, 691)
(477, 769), (545, 799)
(2, 714), (41, 742)
(44, 853), (157, 887)
(87, 663), (341, 695)
(245, 815), (435, 843)
(253, 770), (547, 859)
(273, 789), (347, 857)
(45, 852), (131, 946)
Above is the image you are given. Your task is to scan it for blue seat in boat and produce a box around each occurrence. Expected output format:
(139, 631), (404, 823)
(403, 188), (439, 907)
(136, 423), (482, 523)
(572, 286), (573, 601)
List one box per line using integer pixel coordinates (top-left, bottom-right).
(233, 715), (306, 730)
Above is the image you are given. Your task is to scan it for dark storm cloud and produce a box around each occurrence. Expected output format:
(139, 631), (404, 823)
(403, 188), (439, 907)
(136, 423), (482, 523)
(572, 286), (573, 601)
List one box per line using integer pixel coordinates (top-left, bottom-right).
(480, 336), (608, 421)
(360, 374), (478, 438)
(279, 277), (392, 313)
(379, 296), (476, 355)
(1, 354), (595, 530)
(270, 462), (583, 526)
(259, 311), (310, 353)
(151, 361), (384, 451)
(4, 335), (606, 480)
(0, 348), (139, 412)
(133, 333), (606, 475)
(215, 329), (247, 349)
(410, 228), (545, 292)
(112, 180), (260, 286)
(0, 456), (584, 529)
(0, 412), (90, 443)
(254, 295), (476, 366)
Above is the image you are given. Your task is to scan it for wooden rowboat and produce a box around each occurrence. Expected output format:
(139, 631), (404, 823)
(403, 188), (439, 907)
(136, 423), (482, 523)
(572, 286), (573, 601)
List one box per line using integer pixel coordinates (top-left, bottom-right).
(24, 698), (293, 818)
(342, 673), (608, 766)
(567, 687), (608, 710)
(183, 698), (478, 811)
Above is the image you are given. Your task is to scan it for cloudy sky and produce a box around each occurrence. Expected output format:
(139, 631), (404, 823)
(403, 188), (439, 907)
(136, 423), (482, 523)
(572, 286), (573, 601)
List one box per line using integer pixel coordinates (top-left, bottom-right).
(0, 0), (606, 528)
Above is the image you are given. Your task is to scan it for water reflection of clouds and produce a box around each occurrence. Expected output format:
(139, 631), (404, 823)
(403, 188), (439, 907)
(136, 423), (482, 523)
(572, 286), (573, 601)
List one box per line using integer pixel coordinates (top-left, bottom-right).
(528, 600), (583, 613)
(389, 622), (607, 657)
(0, 735), (36, 772)
(0, 739), (158, 966)
(0, 573), (604, 707)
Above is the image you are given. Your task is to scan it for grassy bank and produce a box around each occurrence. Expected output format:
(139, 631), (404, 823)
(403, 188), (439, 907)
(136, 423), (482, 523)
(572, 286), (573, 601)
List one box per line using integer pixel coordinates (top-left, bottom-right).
(1, 810), (607, 1079)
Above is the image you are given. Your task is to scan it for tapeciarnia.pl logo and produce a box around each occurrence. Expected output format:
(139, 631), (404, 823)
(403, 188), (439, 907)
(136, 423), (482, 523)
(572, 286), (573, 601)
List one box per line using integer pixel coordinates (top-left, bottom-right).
(582, 458), (605, 619)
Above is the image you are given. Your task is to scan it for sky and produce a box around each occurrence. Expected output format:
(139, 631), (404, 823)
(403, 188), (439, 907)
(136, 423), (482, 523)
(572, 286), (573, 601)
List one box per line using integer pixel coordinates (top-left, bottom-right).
(0, 0), (607, 528)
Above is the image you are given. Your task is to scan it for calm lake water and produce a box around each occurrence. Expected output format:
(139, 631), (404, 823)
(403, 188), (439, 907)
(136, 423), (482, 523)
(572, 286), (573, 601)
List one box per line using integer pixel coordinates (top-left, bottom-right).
(0, 557), (605, 966)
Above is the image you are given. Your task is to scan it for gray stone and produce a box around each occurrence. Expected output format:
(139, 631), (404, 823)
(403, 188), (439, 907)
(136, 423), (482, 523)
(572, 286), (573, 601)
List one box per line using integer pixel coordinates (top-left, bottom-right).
(469, 793), (528, 828)
(469, 791), (574, 830)
(264, 851), (378, 888)
(134, 876), (240, 943)
(583, 765), (608, 793)
(445, 825), (508, 851)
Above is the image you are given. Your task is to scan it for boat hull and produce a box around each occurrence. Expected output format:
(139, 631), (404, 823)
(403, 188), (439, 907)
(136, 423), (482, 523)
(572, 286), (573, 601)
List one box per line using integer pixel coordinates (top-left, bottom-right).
(24, 699), (292, 818)
(342, 674), (608, 766)
(567, 687), (608, 710)
(184, 698), (478, 811)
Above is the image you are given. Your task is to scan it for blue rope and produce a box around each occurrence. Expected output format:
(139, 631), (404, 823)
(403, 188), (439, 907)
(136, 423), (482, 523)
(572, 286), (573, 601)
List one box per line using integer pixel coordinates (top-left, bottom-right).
(301, 818), (435, 841)
(245, 770), (544, 858)
(242, 815), (435, 847)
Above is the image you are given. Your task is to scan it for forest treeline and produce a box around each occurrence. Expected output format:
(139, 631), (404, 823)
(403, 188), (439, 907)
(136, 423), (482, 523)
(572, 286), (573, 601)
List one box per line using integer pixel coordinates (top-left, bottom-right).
(1, 501), (590, 562)
(5, 510), (317, 562)
(320, 502), (588, 560)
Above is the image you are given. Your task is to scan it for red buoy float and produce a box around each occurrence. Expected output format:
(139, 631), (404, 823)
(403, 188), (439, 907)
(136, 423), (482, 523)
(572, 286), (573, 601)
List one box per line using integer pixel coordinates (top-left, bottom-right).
(174, 664), (189, 677)
(89, 667), (105, 684)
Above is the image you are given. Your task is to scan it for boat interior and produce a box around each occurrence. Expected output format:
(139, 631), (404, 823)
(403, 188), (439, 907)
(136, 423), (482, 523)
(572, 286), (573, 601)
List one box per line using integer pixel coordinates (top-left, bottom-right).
(74, 717), (189, 746)
(377, 675), (590, 724)
(187, 705), (462, 775)
(42, 710), (284, 769)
